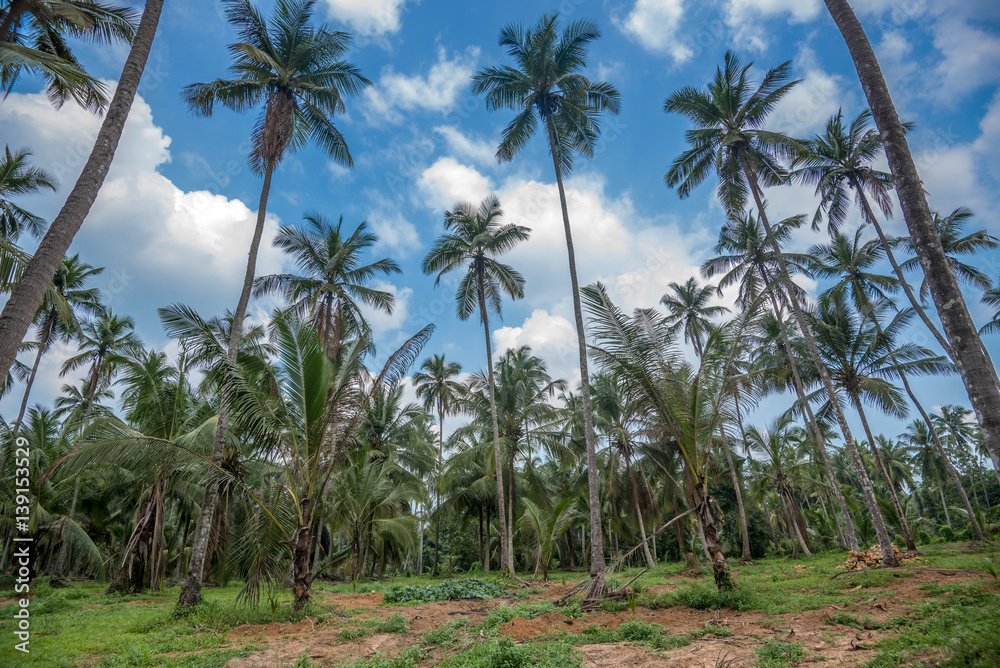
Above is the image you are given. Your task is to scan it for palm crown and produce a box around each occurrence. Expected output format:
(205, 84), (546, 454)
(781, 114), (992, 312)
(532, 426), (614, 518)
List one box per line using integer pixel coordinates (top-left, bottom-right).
(422, 195), (529, 323)
(472, 13), (621, 173)
(182, 0), (370, 175)
(664, 51), (799, 217)
(659, 276), (729, 358)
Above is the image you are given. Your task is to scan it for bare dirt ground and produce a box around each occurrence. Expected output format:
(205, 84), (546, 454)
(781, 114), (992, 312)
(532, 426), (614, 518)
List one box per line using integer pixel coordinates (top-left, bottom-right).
(218, 568), (982, 667)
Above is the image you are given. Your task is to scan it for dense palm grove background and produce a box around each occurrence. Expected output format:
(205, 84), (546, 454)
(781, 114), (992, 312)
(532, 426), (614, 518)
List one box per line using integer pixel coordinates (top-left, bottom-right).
(1, 0), (999, 614)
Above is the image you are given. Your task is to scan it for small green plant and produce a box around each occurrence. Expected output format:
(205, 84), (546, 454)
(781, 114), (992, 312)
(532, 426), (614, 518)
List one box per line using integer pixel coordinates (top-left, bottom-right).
(626, 590), (637, 617)
(383, 578), (504, 604)
(753, 640), (805, 667)
(981, 557), (999, 586)
(292, 651), (317, 668)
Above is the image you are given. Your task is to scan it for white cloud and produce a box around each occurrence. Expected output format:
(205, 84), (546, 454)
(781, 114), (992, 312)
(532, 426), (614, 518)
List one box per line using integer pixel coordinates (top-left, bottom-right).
(320, 0), (408, 36)
(417, 157), (492, 211)
(615, 0), (692, 63)
(770, 47), (854, 137)
(359, 280), (412, 337)
(362, 46), (479, 124)
(931, 17), (1000, 101)
(433, 126), (496, 166)
(724, 0), (821, 51)
(365, 193), (420, 255)
(493, 309), (581, 386)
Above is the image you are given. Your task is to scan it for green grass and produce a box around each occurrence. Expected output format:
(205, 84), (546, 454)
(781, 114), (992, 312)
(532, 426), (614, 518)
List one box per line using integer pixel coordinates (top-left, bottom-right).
(753, 640), (806, 667)
(435, 638), (581, 668)
(338, 612), (409, 640)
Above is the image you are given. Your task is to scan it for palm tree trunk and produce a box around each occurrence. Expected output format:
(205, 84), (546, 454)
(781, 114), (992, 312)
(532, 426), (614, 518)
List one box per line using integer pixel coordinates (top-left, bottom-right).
(478, 288), (510, 574)
(178, 161), (276, 608)
(721, 432), (752, 562)
(741, 150), (894, 565)
(54, 476), (81, 575)
(433, 413), (443, 576)
(764, 287), (859, 550)
(694, 482), (732, 590)
(823, 0), (1000, 488)
(543, 114), (605, 596)
(0, 0), (164, 384)
(417, 504), (424, 575)
(625, 455), (655, 568)
(939, 486), (952, 528)
(850, 391), (916, 550)
(0, 319), (50, 475)
(782, 489), (812, 557)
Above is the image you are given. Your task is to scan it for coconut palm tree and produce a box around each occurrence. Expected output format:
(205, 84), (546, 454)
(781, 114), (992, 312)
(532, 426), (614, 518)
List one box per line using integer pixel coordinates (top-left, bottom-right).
(0, 0), (137, 112)
(703, 212), (859, 550)
(473, 13), (620, 594)
(810, 229), (984, 540)
(413, 354), (462, 575)
(177, 0), (370, 606)
(981, 286), (1000, 336)
(0, 0), (161, 390)
(7, 255), (102, 445)
(254, 214), (399, 360)
(665, 51), (891, 563)
(809, 292), (951, 548)
(660, 277), (729, 358)
(0, 145), (56, 242)
(821, 0), (1000, 500)
(422, 194), (528, 574)
(60, 308), (142, 410)
(904, 420), (953, 527)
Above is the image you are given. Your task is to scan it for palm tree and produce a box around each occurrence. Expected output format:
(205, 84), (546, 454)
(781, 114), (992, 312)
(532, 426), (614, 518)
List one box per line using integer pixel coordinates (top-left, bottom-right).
(809, 292), (951, 549)
(473, 13), (621, 595)
(413, 354), (462, 575)
(521, 497), (576, 580)
(254, 214), (399, 360)
(178, 0), (369, 607)
(422, 195), (528, 574)
(0, 0), (162, 393)
(660, 277), (729, 358)
(821, 0), (1000, 499)
(60, 308), (142, 410)
(810, 229), (984, 540)
(665, 51), (892, 563)
(703, 212), (858, 550)
(7, 255), (102, 445)
(904, 420), (952, 527)
(0, 0), (137, 112)
(0, 145), (56, 242)
(981, 286), (1000, 336)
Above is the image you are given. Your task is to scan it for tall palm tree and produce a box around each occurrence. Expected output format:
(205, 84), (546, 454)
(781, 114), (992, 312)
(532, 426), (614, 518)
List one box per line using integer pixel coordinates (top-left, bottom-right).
(473, 13), (621, 595)
(178, 0), (369, 606)
(8, 255), (102, 444)
(810, 229), (984, 540)
(413, 354), (462, 575)
(703, 213), (858, 550)
(821, 0), (1000, 498)
(254, 214), (399, 360)
(0, 0), (162, 393)
(665, 51), (893, 563)
(810, 293), (951, 548)
(0, 145), (56, 242)
(60, 308), (142, 410)
(0, 0), (137, 112)
(904, 420), (952, 527)
(422, 195), (528, 574)
(660, 277), (729, 358)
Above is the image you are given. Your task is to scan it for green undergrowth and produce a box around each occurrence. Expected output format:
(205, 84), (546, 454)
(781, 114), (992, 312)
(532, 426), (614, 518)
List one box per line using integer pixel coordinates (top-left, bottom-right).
(382, 578), (505, 604)
(480, 601), (582, 631)
(753, 640), (806, 667)
(338, 612), (409, 640)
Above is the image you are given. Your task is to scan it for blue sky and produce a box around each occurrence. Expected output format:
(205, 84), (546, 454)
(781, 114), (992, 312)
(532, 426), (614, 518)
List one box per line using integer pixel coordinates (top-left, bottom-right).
(2, 0), (999, 442)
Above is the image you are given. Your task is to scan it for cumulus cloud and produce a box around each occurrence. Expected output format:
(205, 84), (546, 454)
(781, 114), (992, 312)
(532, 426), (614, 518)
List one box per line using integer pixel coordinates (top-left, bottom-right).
(359, 280), (413, 337)
(493, 309), (581, 385)
(723, 0), (821, 51)
(362, 46), (479, 124)
(615, 0), (692, 63)
(365, 193), (420, 255)
(770, 47), (854, 137)
(931, 16), (1000, 101)
(320, 0), (408, 36)
(417, 157), (492, 211)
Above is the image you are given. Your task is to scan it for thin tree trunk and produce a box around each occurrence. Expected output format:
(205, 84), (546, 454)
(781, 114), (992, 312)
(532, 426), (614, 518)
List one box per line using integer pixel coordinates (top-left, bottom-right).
(543, 114), (605, 597)
(850, 392), (916, 550)
(764, 287), (859, 550)
(741, 151), (895, 565)
(721, 433), (752, 562)
(781, 484), (812, 557)
(54, 476), (81, 575)
(178, 161), (276, 607)
(0, 0), (164, 383)
(939, 486), (952, 528)
(417, 505), (424, 575)
(434, 412), (443, 576)
(625, 455), (655, 568)
(823, 0), (1000, 488)
(175, 514), (190, 581)
(694, 483), (732, 590)
(0, 322), (48, 475)
(478, 288), (509, 574)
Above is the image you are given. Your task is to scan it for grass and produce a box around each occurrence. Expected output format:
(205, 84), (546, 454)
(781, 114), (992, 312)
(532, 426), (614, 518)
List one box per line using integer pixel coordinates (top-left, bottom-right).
(2, 542), (997, 667)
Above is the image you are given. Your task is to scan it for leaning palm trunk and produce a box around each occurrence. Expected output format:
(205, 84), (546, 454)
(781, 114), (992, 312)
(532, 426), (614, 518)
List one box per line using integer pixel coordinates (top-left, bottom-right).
(823, 0), (1000, 487)
(721, 432), (752, 562)
(740, 151), (896, 566)
(178, 157), (277, 607)
(849, 393), (916, 550)
(0, 0), (164, 383)
(544, 115), (605, 596)
(693, 481), (732, 590)
(763, 285), (859, 550)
